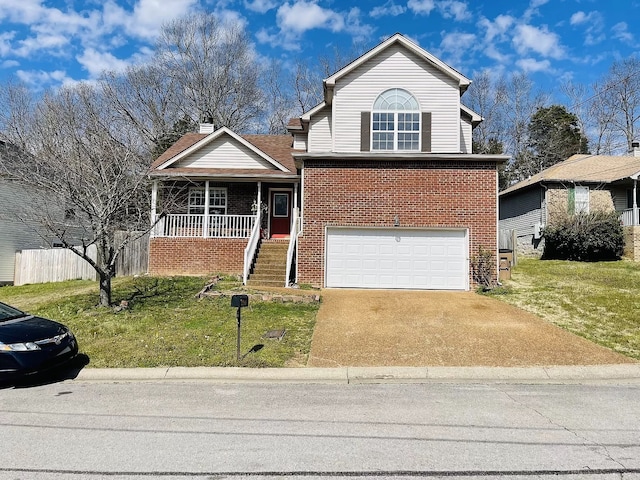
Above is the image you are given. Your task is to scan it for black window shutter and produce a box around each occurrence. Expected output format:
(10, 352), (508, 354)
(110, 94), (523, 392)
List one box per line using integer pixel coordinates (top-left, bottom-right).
(421, 112), (431, 152)
(361, 112), (370, 152)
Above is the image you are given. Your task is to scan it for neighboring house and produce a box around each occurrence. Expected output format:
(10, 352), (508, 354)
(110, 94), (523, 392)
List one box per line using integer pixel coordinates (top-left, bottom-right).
(0, 142), (63, 285)
(499, 145), (640, 260)
(148, 33), (508, 290)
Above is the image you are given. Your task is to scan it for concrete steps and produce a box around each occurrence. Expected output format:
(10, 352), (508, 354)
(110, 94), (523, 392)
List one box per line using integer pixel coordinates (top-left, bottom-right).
(246, 240), (288, 287)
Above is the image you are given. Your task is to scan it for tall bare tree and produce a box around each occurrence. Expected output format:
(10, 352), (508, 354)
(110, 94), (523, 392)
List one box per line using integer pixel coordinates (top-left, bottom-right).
(0, 82), (154, 306)
(592, 56), (640, 153)
(155, 13), (265, 131)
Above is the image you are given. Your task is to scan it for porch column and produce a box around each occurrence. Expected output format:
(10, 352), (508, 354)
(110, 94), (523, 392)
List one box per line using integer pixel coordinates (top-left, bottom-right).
(634, 178), (638, 225)
(257, 181), (262, 229)
(204, 181), (210, 237)
(150, 181), (158, 237)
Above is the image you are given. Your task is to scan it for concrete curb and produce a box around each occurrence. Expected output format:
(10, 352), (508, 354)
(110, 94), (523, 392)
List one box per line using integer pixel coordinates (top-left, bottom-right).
(73, 363), (640, 384)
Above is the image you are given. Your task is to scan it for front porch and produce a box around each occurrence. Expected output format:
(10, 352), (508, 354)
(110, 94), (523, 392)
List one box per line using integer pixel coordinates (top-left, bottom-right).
(148, 180), (301, 285)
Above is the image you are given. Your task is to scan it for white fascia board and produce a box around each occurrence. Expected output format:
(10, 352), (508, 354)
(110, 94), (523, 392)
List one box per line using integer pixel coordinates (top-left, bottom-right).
(460, 104), (483, 124)
(156, 127), (288, 172)
(300, 102), (327, 122)
(323, 33), (472, 102)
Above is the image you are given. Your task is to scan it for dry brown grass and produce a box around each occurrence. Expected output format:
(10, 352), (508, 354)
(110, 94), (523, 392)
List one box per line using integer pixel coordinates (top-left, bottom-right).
(489, 258), (640, 359)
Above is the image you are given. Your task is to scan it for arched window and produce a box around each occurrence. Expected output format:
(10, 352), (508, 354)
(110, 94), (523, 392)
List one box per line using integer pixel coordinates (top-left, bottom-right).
(372, 88), (420, 151)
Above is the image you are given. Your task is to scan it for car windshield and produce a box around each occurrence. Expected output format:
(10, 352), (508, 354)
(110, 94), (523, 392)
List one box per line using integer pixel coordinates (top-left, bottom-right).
(0, 302), (26, 322)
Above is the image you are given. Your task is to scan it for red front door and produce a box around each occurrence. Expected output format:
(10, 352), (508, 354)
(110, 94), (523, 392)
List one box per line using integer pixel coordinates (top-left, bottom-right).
(269, 190), (291, 238)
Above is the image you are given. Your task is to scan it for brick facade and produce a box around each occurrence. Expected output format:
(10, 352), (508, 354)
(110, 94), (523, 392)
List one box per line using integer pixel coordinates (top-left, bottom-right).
(297, 159), (499, 288)
(149, 237), (245, 276)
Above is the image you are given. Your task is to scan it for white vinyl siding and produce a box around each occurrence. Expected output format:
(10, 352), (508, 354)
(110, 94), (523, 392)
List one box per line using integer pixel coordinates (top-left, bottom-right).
(461, 117), (472, 153)
(329, 44), (461, 153)
(173, 135), (274, 169)
(293, 133), (308, 150)
(326, 228), (468, 290)
(308, 107), (332, 152)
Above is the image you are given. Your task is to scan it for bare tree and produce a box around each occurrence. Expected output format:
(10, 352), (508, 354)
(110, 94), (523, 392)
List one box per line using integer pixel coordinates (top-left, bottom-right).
(0, 82), (154, 306)
(592, 56), (640, 153)
(155, 13), (265, 131)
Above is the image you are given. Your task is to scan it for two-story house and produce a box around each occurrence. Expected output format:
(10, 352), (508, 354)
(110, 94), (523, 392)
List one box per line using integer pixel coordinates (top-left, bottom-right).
(148, 33), (508, 290)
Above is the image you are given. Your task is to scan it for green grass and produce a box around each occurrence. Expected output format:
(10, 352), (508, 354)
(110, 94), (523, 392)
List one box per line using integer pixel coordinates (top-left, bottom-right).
(485, 258), (640, 359)
(0, 276), (319, 368)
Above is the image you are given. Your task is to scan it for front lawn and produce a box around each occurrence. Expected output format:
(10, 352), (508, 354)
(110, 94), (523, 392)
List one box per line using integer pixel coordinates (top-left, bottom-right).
(0, 276), (319, 368)
(488, 258), (640, 360)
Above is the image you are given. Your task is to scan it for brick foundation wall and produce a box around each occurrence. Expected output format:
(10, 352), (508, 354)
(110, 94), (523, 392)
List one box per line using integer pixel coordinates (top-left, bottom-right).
(149, 237), (246, 276)
(297, 159), (499, 288)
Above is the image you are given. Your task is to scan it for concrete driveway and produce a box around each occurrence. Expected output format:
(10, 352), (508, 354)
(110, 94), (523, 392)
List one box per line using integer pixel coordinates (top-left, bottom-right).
(307, 289), (635, 367)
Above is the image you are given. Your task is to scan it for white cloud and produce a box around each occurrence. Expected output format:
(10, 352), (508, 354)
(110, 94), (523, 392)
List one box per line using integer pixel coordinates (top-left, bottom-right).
(0, 31), (15, 56)
(478, 15), (515, 43)
(440, 32), (476, 52)
(512, 24), (565, 59)
(277, 1), (344, 34)
(370, 1), (406, 18)
(612, 22), (634, 44)
(516, 57), (551, 73)
(523, 0), (549, 21)
(570, 11), (605, 45)
(16, 68), (73, 87)
(1, 59), (19, 68)
(14, 32), (70, 57)
(244, 0), (278, 13)
(437, 1), (471, 22)
(346, 7), (375, 42)
(439, 31), (475, 67)
(407, 0), (435, 15)
(104, 0), (199, 40)
(76, 48), (130, 77)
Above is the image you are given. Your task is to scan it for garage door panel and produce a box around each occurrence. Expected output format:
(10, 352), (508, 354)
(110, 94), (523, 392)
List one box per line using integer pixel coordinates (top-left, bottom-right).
(326, 228), (468, 290)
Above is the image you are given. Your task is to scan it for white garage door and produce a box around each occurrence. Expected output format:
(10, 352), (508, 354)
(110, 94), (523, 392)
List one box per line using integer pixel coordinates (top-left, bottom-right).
(325, 228), (468, 290)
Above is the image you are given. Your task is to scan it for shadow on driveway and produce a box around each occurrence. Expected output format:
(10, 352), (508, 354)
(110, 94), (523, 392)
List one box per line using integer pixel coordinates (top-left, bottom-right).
(308, 290), (636, 367)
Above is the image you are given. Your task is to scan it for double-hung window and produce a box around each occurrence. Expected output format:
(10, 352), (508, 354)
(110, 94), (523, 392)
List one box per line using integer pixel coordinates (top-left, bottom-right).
(372, 89), (420, 151)
(188, 187), (227, 215)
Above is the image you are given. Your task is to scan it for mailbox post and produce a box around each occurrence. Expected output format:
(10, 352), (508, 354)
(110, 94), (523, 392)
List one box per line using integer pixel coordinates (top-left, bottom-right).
(230, 294), (249, 362)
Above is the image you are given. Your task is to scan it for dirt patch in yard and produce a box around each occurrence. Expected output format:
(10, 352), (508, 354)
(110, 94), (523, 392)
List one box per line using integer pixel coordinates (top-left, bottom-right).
(307, 289), (636, 367)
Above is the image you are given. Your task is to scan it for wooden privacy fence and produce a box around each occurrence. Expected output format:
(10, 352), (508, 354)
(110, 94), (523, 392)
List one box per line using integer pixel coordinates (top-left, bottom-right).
(14, 232), (150, 285)
(14, 245), (98, 286)
(115, 231), (149, 277)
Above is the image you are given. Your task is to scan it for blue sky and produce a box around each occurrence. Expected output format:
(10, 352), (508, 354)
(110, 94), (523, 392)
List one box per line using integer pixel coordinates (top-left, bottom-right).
(0, 0), (638, 102)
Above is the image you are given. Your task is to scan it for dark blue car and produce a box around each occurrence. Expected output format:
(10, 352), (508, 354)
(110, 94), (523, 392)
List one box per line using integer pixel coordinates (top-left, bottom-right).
(0, 301), (78, 380)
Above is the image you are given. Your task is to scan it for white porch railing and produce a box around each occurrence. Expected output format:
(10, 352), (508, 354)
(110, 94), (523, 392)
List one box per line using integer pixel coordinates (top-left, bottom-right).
(621, 208), (640, 227)
(152, 214), (256, 238)
(285, 209), (301, 288)
(243, 211), (262, 285)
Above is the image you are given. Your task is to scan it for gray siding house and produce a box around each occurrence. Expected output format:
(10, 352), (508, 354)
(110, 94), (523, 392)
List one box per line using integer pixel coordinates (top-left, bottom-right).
(499, 148), (640, 259)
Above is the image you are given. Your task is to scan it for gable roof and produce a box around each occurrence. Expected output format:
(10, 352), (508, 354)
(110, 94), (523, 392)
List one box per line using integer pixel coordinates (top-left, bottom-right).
(501, 154), (640, 196)
(150, 128), (296, 175)
(323, 33), (472, 106)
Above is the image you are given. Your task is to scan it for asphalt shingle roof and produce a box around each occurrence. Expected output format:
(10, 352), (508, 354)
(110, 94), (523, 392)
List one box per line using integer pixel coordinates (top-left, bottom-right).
(501, 154), (640, 196)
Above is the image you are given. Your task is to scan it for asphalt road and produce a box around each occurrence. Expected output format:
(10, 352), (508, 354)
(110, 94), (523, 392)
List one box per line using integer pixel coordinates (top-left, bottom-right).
(1, 379), (640, 479)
